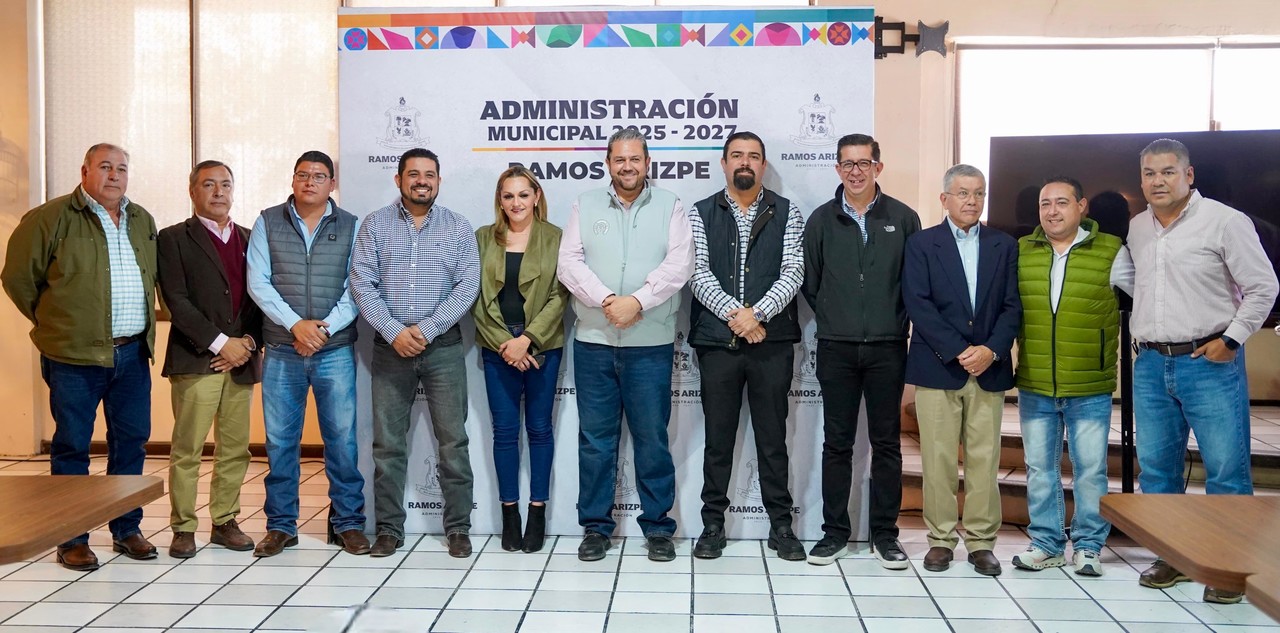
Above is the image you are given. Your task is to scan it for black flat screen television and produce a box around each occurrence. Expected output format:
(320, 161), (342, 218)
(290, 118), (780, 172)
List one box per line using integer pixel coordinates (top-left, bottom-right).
(987, 129), (1280, 321)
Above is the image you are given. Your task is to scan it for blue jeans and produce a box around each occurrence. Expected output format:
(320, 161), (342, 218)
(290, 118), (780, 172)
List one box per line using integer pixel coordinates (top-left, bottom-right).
(1134, 347), (1252, 495)
(1018, 390), (1112, 555)
(41, 341), (151, 546)
(574, 340), (676, 537)
(482, 341), (562, 504)
(262, 344), (365, 535)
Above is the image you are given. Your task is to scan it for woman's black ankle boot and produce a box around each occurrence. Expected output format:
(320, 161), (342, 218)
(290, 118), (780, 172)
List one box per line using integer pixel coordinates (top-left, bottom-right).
(501, 503), (523, 551)
(522, 504), (546, 553)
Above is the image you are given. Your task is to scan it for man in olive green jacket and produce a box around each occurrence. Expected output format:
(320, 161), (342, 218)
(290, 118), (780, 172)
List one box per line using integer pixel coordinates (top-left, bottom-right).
(2, 143), (159, 571)
(1011, 176), (1121, 578)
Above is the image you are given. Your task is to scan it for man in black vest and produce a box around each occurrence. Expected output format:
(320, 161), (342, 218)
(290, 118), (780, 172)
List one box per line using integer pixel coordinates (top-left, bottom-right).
(246, 151), (370, 557)
(688, 132), (806, 561)
(802, 134), (921, 567)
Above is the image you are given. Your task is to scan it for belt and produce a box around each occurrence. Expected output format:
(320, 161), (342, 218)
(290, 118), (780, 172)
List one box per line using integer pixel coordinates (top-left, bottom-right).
(112, 333), (143, 347)
(1137, 332), (1224, 357)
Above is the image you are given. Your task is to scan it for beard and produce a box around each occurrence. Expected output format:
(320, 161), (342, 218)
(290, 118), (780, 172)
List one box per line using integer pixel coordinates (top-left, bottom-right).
(732, 169), (756, 190)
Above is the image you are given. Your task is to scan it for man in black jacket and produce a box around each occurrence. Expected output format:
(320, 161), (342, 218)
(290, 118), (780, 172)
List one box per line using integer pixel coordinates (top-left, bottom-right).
(802, 133), (921, 567)
(688, 132), (806, 561)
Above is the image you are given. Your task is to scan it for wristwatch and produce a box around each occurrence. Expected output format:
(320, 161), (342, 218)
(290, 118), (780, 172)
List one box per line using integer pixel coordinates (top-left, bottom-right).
(752, 308), (766, 323)
(1221, 335), (1241, 351)
(991, 350), (1001, 362)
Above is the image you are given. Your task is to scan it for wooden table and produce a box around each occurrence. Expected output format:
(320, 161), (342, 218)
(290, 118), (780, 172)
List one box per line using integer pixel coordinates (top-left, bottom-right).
(1101, 493), (1280, 622)
(0, 475), (164, 564)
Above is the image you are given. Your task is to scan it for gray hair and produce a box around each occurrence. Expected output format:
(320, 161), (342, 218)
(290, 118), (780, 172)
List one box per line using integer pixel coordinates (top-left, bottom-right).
(943, 164), (985, 192)
(606, 127), (649, 160)
(1140, 138), (1190, 167)
(83, 143), (130, 166)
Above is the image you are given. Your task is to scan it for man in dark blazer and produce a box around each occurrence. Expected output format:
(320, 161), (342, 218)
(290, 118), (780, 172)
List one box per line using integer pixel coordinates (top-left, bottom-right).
(902, 164), (1021, 577)
(157, 160), (262, 558)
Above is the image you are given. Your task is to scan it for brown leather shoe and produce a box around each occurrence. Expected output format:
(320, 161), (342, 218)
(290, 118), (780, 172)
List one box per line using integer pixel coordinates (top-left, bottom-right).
(447, 532), (472, 558)
(370, 534), (402, 558)
(968, 549), (1002, 576)
(112, 533), (158, 560)
(334, 529), (371, 555)
(1204, 586), (1244, 604)
(169, 532), (197, 559)
(56, 543), (99, 571)
(1139, 559), (1191, 589)
(210, 519), (254, 551)
(923, 546), (953, 572)
(253, 530), (299, 557)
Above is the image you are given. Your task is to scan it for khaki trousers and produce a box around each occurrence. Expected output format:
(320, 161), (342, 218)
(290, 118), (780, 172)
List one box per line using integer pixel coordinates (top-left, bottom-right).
(168, 373), (253, 532)
(915, 377), (1004, 551)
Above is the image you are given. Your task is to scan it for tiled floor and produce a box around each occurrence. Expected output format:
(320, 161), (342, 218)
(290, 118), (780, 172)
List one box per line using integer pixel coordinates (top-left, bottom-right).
(1, 457), (1278, 632)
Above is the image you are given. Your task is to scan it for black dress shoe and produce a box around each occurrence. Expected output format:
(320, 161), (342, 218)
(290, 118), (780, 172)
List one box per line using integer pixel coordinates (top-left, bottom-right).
(768, 528), (806, 562)
(873, 539), (910, 570)
(968, 549), (1003, 576)
(693, 525), (725, 559)
(647, 535), (676, 562)
(254, 530), (299, 557)
(447, 532), (472, 558)
(56, 543), (99, 571)
(112, 533), (158, 560)
(923, 546), (953, 572)
(370, 534), (402, 558)
(577, 532), (612, 561)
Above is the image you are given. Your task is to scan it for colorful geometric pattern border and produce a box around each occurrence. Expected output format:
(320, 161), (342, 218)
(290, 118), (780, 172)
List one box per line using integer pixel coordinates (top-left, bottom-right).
(339, 8), (874, 51)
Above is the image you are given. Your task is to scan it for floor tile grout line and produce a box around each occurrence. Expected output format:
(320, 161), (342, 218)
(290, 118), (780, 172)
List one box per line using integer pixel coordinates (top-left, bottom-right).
(509, 533), (559, 633)
(425, 533), (487, 633)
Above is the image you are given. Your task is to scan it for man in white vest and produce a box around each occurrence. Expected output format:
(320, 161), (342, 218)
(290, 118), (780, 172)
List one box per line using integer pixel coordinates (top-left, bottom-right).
(558, 127), (695, 562)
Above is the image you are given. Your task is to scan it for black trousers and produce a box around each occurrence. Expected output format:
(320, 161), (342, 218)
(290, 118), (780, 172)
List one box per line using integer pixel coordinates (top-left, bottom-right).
(695, 341), (796, 532)
(816, 339), (908, 544)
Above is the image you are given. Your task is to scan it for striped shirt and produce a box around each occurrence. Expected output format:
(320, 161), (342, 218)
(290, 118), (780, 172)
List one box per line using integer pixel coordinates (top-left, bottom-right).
(688, 188), (804, 321)
(350, 200), (480, 343)
(840, 189), (880, 245)
(84, 191), (147, 338)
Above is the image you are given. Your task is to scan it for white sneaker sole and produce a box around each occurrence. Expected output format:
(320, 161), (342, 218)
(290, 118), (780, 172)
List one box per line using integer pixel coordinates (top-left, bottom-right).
(806, 546), (847, 566)
(873, 547), (910, 570)
(1012, 555), (1066, 571)
(1074, 563), (1103, 577)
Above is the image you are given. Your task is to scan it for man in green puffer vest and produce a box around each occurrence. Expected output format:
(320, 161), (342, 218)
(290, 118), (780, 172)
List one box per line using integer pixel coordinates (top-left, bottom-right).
(1011, 176), (1121, 578)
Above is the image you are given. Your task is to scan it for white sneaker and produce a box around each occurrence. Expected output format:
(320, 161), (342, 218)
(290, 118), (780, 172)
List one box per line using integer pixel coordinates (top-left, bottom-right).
(1073, 550), (1103, 577)
(1012, 546), (1066, 571)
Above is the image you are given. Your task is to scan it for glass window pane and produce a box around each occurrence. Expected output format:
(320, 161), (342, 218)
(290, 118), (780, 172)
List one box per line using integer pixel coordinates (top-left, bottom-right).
(958, 47), (1213, 192)
(194, 0), (340, 220)
(45, 0), (192, 228)
(1214, 47), (1280, 131)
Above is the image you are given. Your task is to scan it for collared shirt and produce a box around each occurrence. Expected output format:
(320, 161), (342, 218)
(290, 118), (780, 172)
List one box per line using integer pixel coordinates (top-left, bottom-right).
(197, 214), (233, 244)
(947, 217), (981, 310)
(83, 189), (147, 338)
(1049, 227), (1090, 313)
(840, 189), (880, 245)
(558, 182), (694, 310)
(246, 199), (360, 333)
(688, 188), (804, 321)
(1110, 190), (1278, 343)
(349, 200), (480, 344)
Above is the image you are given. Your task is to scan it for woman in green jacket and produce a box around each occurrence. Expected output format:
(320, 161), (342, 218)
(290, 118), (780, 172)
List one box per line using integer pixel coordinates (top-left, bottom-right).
(472, 166), (568, 553)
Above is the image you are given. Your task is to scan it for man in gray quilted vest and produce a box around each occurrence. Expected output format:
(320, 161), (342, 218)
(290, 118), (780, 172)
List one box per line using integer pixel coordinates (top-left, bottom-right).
(246, 151), (370, 558)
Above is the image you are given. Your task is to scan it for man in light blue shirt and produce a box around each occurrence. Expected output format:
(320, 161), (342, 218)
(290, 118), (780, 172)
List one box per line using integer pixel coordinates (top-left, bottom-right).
(246, 151), (369, 558)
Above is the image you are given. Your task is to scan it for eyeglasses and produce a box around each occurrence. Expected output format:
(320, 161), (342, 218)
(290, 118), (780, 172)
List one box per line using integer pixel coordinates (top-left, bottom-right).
(294, 171), (331, 184)
(944, 190), (986, 202)
(838, 159), (879, 173)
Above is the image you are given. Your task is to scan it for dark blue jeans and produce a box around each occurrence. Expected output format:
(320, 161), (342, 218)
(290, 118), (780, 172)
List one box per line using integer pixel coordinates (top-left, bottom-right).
(482, 339), (562, 504)
(41, 341), (151, 545)
(574, 340), (676, 537)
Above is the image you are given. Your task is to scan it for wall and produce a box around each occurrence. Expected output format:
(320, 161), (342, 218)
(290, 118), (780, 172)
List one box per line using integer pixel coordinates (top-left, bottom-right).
(0, 0), (42, 456)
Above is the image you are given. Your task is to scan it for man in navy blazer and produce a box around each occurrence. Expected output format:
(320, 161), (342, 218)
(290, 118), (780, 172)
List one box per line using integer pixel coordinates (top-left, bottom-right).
(902, 164), (1021, 577)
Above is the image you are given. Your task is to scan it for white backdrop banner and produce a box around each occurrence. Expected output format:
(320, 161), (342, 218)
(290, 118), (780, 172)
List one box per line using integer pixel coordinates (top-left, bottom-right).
(338, 6), (875, 540)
